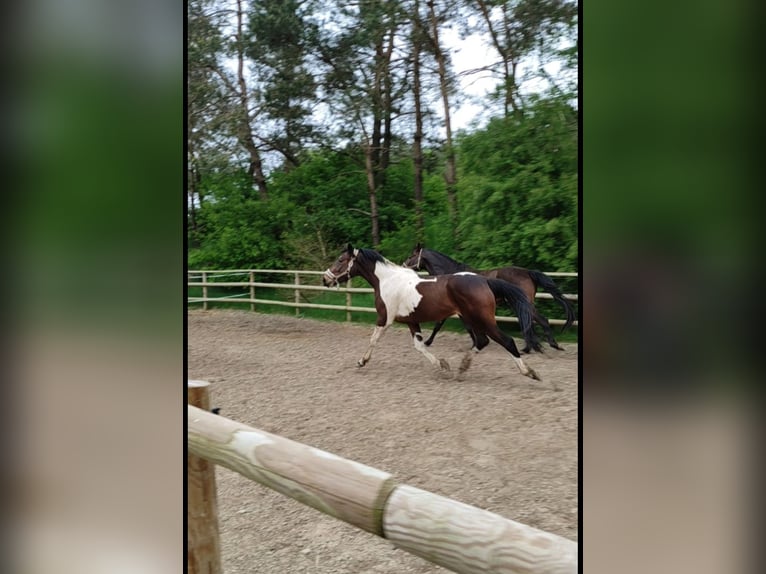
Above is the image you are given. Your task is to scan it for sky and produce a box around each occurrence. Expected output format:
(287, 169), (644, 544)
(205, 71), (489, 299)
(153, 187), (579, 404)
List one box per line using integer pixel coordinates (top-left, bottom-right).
(440, 27), (568, 132)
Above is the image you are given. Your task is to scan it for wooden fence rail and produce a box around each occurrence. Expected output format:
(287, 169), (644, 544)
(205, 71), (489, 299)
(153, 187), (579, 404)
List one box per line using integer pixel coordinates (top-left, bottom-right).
(187, 269), (578, 327)
(188, 401), (578, 574)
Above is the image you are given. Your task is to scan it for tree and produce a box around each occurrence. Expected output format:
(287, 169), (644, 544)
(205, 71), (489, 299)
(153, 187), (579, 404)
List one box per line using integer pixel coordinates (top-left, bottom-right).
(411, 0), (426, 239)
(425, 0), (460, 238)
(456, 93), (578, 270)
(246, 0), (319, 169)
(187, 0), (579, 273)
(468, 0), (577, 117)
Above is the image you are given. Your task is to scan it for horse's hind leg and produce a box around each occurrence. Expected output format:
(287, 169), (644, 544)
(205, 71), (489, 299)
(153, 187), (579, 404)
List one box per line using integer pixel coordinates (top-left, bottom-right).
(533, 310), (563, 350)
(483, 324), (548, 385)
(521, 321), (544, 354)
(423, 319), (445, 346)
(358, 324), (389, 367)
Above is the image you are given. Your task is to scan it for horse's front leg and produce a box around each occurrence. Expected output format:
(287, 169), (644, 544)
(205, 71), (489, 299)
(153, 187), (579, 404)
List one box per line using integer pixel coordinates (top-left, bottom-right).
(358, 323), (389, 367)
(410, 324), (450, 371)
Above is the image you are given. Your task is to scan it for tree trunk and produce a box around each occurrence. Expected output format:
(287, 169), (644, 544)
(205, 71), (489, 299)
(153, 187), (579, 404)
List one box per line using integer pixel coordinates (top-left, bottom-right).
(236, 0), (268, 200)
(412, 3), (425, 240)
(476, 0), (521, 118)
(427, 0), (458, 239)
(188, 166), (199, 244)
(364, 142), (381, 247)
(380, 27), (395, 182)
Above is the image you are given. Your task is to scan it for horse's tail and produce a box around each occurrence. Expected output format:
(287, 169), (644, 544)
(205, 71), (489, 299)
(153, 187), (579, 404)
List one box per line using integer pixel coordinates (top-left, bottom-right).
(486, 278), (542, 352)
(527, 270), (577, 332)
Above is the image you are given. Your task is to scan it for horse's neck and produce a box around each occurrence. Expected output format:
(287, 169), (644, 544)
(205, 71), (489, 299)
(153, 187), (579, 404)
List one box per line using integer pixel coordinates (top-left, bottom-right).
(425, 253), (473, 274)
(353, 263), (381, 289)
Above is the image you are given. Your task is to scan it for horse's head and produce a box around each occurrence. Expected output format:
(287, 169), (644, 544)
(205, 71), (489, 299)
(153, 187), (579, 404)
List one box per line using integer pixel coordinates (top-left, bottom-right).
(402, 242), (424, 270)
(322, 243), (358, 287)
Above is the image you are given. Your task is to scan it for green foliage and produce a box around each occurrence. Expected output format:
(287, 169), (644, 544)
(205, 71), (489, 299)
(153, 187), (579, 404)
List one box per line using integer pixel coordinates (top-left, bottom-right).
(187, 1), (578, 275)
(455, 94), (578, 271)
(189, 170), (293, 269)
(189, 92), (578, 273)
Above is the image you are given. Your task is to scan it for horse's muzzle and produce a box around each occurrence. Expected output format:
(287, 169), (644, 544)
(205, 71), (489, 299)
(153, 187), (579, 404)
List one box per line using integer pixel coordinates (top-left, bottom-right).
(322, 269), (341, 287)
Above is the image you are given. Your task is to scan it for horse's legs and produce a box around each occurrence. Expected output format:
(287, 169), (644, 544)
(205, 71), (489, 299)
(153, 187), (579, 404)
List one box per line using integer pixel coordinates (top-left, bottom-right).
(533, 310), (563, 350)
(358, 324), (389, 367)
(409, 324), (450, 370)
(518, 302), (544, 353)
(483, 323), (549, 385)
(423, 319), (445, 346)
(521, 321), (544, 354)
(459, 331), (489, 374)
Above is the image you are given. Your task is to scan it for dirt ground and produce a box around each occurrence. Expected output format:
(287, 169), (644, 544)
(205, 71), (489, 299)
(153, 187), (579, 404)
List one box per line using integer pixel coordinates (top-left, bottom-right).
(188, 309), (578, 573)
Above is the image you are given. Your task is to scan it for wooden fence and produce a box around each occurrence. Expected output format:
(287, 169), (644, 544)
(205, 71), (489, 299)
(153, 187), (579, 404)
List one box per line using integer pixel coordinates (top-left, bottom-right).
(187, 381), (578, 574)
(187, 269), (578, 327)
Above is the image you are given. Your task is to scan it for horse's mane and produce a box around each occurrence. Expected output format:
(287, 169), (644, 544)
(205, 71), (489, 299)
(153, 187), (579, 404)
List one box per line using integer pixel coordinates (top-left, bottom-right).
(423, 249), (475, 274)
(356, 248), (391, 266)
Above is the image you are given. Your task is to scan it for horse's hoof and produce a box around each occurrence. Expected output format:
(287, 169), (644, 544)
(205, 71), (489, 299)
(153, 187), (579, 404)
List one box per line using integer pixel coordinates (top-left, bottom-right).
(526, 369), (541, 381)
(357, 360), (366, 368)
(439, 358), (451, 371)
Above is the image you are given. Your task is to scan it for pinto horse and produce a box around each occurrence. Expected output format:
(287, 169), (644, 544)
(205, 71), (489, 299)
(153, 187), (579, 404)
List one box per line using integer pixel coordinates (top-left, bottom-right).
(322, 244), (542, 382)
(403, 244), (576, 353)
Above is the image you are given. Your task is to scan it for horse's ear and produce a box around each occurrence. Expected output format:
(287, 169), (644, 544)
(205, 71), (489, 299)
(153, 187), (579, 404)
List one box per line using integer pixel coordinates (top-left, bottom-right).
(416, 242), (423, 250)
(346, 243), (354, 254)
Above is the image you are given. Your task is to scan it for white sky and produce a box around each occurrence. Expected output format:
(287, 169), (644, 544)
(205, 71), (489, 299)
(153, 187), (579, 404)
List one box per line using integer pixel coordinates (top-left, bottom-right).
(441, 27), (567, 132)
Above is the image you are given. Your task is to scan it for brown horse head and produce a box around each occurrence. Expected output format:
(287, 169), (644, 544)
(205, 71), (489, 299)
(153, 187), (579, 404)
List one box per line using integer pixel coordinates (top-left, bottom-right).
(322, 243), (358, 287)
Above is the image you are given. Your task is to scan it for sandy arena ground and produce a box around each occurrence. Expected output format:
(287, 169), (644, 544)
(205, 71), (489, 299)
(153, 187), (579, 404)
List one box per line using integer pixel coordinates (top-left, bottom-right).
(188, 309), (578, 573)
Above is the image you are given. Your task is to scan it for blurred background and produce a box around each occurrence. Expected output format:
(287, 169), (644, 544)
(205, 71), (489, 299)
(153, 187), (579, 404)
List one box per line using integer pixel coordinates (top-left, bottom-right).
(3, 1), (182, 572)
(1, 0), (763, 572)
(585, 0), (761, 572)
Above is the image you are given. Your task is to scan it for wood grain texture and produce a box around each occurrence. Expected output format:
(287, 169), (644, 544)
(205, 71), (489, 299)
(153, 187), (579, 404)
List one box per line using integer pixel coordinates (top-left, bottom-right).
(187, 405), (397, 536)
(187, 381), (222, 574)
(187, 401), (578, 573)
(383, 485), (577, 574)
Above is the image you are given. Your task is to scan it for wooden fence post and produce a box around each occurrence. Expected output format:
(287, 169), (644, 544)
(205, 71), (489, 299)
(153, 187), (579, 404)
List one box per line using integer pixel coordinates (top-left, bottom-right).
(294, 272), (300, 317)
(346, 290), (352, 322)
(202, 272), (208, 311)
(249, 271), (255, 312)
(187, 381), (222, 574)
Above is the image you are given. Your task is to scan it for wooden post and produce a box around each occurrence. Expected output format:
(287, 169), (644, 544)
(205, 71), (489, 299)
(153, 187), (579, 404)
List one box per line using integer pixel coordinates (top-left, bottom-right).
(294, 272), (300, 317)
(383, 485), (577, 574)
(202, 272), (208, 311)
(188, 405), (397, 535)
(346, 290), (352, 322)
(249, 271), (255, 311)
(187, 381), (222, 574)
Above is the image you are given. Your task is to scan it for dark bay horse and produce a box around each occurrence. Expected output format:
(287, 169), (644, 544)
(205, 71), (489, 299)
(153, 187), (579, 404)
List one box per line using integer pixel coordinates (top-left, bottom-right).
(403, 244), (576, 353)
(322, 244), (542, 382)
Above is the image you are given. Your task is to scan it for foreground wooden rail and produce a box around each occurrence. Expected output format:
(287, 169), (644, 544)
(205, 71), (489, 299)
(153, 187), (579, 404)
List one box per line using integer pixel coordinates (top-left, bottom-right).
(188, 403), (578, 574)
